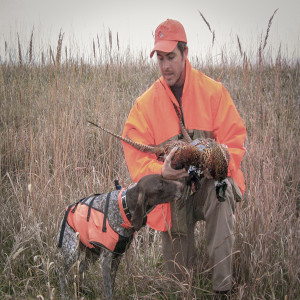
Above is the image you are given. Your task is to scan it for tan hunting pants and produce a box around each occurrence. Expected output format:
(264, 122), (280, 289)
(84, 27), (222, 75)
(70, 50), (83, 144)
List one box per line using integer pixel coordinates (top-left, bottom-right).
(161, 177), (239, 292)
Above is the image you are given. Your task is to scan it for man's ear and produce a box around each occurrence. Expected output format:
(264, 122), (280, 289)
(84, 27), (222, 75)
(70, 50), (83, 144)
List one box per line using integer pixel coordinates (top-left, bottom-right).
(184, 46), (189, 59)
(131, 189), (145, 231)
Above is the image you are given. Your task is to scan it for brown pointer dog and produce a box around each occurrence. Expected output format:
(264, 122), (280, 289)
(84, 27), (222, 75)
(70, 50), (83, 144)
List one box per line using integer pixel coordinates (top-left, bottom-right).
(57, 174), (183, 300)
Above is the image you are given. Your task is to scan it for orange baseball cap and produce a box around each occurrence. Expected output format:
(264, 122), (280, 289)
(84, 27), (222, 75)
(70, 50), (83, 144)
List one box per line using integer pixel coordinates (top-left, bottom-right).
(150, 19), (187, 58)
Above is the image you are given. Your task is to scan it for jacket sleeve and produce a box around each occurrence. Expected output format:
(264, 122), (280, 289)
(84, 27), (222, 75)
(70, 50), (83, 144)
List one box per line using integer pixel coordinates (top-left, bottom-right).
(212, 84), (246, 191)
(122, 101), (163, 182)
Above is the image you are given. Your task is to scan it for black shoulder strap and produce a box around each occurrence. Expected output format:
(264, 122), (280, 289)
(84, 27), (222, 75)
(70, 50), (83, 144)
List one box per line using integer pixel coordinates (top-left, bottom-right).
(57, 203), (75, 248)
(87, 195), (98, 222)
(102, 192), (112, 232)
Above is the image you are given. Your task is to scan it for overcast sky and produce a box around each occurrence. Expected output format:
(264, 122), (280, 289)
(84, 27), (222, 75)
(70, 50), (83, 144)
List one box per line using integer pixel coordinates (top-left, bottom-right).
(1, 0), (299, 62)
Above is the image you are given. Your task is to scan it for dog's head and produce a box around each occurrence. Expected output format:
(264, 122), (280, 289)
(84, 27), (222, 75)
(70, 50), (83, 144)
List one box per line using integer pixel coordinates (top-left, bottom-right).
(131, 174), (183, 231)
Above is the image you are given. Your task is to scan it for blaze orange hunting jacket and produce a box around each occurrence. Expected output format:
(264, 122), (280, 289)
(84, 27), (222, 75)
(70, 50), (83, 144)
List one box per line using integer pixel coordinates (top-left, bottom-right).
(122, 59), (246, 231)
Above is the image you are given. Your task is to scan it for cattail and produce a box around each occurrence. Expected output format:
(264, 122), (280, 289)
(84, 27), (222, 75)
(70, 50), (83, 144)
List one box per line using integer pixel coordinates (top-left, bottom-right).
(97, 34), (101, 53)
(56, 31), (64, 66)
(65, 46), (68, 69)
(17, 33), (22, 65)
(237, 35), (243, 57)
(65, 46), (68, 63)
(198, 11), (212, 33)
(93, 39), (96, 60)
(198, 11), (216, 46)
(29, 28), (34, 63)
(117, 32), (120, 52)
(263, 8), (278, 50)
(50, 46), (55, 65)
(212, 30), (215, 47)
(97, 34), (102, 62)
(108, 28), (112, 50)
(41, 51), (45, 65)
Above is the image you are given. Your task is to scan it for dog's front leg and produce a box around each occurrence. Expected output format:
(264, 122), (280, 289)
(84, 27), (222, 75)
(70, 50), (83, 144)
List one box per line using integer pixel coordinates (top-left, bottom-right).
(100, 250), (115, 300)
(57, 224), (82, 299)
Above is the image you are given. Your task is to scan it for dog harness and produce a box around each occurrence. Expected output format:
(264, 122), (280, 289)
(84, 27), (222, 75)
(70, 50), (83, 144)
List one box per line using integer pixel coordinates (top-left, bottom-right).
(58, 189), (134, 254)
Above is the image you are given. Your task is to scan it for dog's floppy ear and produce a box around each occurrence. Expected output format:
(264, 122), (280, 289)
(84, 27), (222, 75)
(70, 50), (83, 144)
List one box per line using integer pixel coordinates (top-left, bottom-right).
(131, 189), (145, 231)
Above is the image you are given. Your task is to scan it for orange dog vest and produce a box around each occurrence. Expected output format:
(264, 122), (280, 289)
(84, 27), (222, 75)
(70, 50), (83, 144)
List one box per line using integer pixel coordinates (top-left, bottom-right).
(58, 191), (134, 254)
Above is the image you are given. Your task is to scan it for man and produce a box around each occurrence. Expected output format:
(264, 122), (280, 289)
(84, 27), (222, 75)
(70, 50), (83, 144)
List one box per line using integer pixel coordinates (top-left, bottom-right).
(122, 19), (246, 296)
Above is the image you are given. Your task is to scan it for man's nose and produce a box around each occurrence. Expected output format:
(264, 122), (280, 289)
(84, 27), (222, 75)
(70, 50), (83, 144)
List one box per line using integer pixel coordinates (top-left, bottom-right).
(162, 60), (170, 71)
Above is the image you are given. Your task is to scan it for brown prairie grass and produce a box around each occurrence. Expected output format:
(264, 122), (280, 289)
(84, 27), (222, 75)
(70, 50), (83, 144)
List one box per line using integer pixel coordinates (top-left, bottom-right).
(0, 28), (299, 299)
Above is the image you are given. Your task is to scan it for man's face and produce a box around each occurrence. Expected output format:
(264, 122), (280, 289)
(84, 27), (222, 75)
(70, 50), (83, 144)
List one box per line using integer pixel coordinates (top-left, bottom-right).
(156, 46), (188, 87)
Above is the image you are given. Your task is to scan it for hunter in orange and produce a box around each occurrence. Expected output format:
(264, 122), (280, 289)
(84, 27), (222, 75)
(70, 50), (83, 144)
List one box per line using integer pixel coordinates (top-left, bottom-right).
(122, 19), (246, 295)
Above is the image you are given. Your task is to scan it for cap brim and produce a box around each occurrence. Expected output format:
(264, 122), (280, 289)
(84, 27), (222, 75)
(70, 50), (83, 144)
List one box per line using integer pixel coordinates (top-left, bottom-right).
(150, 40), (178, 58)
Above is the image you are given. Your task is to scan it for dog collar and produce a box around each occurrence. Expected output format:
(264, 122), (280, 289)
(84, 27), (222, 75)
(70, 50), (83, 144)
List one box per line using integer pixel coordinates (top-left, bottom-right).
(118, 189), (133, 229)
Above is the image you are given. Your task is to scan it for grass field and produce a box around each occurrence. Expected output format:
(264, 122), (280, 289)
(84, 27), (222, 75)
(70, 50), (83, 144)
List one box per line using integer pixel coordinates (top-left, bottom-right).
(0, 25), (299, 299)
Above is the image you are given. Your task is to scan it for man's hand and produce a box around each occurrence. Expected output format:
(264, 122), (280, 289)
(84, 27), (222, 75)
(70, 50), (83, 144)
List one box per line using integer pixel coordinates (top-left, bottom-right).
(161, 147), (189, 180)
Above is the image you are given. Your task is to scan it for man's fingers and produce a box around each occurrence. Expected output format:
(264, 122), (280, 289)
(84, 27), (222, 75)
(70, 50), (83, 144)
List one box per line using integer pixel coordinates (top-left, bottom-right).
(165, 147), (178, 163)
(177, 169), (189, 178)
(162, 146), (189, 179)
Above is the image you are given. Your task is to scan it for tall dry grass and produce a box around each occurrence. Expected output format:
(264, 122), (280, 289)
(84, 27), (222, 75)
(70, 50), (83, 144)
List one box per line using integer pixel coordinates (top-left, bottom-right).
(0, 22), (299, 299)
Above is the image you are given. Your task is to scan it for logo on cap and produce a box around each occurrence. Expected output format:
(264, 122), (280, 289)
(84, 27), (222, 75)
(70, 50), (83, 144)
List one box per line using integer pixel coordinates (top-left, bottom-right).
(159, 31), (163, 38)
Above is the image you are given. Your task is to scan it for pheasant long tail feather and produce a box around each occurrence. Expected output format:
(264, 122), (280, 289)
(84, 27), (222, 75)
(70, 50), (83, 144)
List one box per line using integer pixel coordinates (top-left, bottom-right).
(171, 102), (193, 143)
(87, 120), (158, 154)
